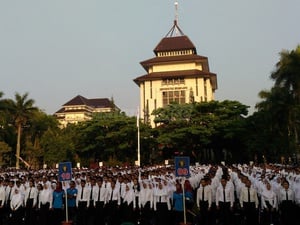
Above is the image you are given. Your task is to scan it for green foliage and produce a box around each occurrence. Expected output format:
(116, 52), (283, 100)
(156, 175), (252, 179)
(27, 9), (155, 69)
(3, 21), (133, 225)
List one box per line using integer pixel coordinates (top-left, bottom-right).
(0, 141), (12, 167)
(152, 101), (249, 163)
(251, 45), (300, 163)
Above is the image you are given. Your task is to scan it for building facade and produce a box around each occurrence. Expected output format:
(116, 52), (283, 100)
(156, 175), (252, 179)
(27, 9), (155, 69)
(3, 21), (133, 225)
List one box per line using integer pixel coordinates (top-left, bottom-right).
(134, 21), (217, 127)
(54, 95), (119, 127)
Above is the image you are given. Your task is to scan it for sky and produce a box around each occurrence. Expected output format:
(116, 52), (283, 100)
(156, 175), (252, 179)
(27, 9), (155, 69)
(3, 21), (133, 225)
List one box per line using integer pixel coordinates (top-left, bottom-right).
(0, 0), (299, 116)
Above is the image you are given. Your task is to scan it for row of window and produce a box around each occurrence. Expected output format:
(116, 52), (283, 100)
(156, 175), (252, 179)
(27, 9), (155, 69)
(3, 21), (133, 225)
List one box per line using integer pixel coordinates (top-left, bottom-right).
(162, 90), (186, 107)
(158, 50), (194, 57)
(162, 78), (185, 85)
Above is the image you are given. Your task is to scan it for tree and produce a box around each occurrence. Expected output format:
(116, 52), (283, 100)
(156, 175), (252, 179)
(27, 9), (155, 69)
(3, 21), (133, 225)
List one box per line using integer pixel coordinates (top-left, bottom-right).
(0, 141), (12, 167)
(73, 112), (141, 166)
(6, 92), (38, 169)
(152, 101), (249, 163)
(271, 46), (300, 154)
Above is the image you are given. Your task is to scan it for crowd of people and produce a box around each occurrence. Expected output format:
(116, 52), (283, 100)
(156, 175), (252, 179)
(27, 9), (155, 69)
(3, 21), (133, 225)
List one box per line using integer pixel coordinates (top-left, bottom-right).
(0, 163), (299, 225)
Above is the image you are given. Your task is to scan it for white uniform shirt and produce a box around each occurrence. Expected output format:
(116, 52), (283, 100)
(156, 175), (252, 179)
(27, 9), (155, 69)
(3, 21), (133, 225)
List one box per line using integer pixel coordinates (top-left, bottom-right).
(38, 188), (53, 208)
(239, 186), (259, 208)
(10, 192), (23, 211)
(196, 185), (212, 208)
(0, 185), (6, 207)
(94, 185), (108, 205)
(139, 187), (153, 208)
(216, 184), (234, 207)
(76, 186), (91, 207)
(24, 186), (38, 207)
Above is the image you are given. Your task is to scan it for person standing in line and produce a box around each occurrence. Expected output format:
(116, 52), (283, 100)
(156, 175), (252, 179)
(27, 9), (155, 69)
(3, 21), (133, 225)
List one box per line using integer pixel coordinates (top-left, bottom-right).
(10, 189), (23, 225)
(24, 180), (37, 225)
(121, 184), (135, 223)
(132, 178), (141, 224)
(172, 182), (184, 225)
(261, 182), (278, 225)
(154, 181), (171, 225)
(279, 180), (295, 225)
(76, 180), (90, 225)
(239, 179), (259, 225)
(139, 182), (153, 225)
(35, 183), (43, 225)
(106, 179), (121, 225)
(196, 178), (212, 225)
(88, 178), (97, 225)
(208, 172), (219, 225)
(94, 178), (107, 225)
(66, 180), (77, 224)
(216, 175), (234, 225)
(5, 180), (15, 221)
(52, 181), (64, 225)
(0, 179), (6, 225)
(39, 183), (53, 225)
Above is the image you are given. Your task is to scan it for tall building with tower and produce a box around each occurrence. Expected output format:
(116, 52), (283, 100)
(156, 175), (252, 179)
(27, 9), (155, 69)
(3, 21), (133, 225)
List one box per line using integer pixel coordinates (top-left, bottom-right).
(134, 7), (217, 127)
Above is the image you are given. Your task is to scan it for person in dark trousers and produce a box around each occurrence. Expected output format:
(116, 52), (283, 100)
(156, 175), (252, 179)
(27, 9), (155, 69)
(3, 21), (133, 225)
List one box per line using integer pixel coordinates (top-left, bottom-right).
(0, 179), (6, 225)
(239, 179), (259, 225)
(216, 175), (234, 225)
(35, 184), (43, 225)
(154, 181), (171, 225)
(76, 180), (90, 225)
(24, 180), (37, 225)
(106, 180), (121, 225)
(39, 183), (52, 225)
(196, 178), (212, 225)
(279, 180), (296, 225)
(172, 182), (184, 225)
(95, 178), (107, 225)
(67, 180), (78, 224)
(10, 189), (23, 225)
(88, 178), (97, 225)
(261, 182), (278, 225)
(52, 182), (64, 225)
(139, 182), (154, 225)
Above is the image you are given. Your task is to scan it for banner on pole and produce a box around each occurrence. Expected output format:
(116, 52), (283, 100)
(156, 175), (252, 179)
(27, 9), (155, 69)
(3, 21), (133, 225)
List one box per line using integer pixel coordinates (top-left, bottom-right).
(174, 156), (190, 177)
(58, 162), (72, 182)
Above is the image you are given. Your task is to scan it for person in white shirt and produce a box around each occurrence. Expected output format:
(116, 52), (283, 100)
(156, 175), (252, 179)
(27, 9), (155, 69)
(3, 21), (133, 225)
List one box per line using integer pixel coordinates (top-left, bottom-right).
(5, 180), (15, 211)
(39, 183), (53, 225)
(260, 182), (277, 225)
(10, 188), (23, 225)
(121, 184), (135, 223)
(196, 178), (212, 225)
(139, 181), (153, 225)
(0, 180), (6, 219)
(106, 179), (120, 225)
(24, 180), (37, 225)
(76, 180), (90, 225)
(216, 175), (234, 225)
(279, 180), (295, 225)
(94, 178), (107, 225)
(153, 181), (171, 225)
(239, 179), (259, 225)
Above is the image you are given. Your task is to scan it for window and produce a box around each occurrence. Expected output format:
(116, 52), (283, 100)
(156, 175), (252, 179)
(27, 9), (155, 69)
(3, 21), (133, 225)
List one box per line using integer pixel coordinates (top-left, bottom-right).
(162, 90), (186, 107)
(162, 78), (184, 86)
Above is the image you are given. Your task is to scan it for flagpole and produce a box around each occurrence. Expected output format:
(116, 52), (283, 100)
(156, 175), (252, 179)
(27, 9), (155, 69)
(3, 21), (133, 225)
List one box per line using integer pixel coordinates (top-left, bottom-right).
(137, 107), (141, 167)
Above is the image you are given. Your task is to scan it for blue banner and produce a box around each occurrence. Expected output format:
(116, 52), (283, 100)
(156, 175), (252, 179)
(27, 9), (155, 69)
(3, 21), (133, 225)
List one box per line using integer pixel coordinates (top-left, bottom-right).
(175, 157), (190, 177)
(58, 162), (72, 182)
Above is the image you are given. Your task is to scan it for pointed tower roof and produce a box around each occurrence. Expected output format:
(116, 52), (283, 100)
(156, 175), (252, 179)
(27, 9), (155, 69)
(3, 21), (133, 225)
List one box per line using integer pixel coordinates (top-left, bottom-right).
(63, 95), (89, 106)
(153, 20), (196, 55)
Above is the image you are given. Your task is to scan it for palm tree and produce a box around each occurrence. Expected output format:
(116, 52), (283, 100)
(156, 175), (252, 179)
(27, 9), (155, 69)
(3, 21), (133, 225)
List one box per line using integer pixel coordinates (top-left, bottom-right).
(266, 46), (300, 157)
(271, 46), (300, 103)
(7, 92), (38, 169)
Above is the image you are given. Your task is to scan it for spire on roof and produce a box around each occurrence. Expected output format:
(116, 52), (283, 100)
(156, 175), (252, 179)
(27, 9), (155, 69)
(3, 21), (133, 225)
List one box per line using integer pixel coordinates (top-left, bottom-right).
(165, 2), (185, 37)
